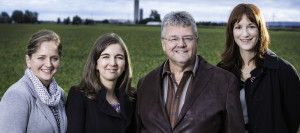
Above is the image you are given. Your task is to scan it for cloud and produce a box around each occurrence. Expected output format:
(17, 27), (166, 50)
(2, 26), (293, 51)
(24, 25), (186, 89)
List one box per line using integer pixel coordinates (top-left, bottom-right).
(1, 0), (299, 22)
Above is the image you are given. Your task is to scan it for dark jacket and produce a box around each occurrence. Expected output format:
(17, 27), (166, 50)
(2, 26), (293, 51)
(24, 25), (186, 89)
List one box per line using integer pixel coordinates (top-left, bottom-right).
(136, 55), (245, 133)
(217, 50), (300, 133)
(66, 85), (136, 133)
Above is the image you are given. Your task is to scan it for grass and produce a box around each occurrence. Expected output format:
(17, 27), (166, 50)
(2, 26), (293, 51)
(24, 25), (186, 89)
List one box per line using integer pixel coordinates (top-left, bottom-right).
(0, 23), (299, 132)
(0, 24), (299, 95)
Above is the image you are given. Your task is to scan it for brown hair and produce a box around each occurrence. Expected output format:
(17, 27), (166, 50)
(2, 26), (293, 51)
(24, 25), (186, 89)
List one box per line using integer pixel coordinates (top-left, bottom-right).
(27, 30), (62, 58)
(76, 33), (135, 101)
(220, 3), (269, 69)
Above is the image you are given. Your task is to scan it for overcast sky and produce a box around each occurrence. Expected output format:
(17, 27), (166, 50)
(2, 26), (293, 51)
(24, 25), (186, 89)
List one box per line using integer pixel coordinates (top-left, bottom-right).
(1, 0), (300, 22)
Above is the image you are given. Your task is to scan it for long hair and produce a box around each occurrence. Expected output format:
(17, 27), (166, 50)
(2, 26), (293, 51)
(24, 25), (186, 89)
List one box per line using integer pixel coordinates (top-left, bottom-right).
(220, 3), (269, 69)
(76, 33), (135, 101)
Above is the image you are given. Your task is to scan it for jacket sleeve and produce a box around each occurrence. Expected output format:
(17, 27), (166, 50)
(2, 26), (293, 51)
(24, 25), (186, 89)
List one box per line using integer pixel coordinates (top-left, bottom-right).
(280, 62), (300, 133)
(225, 76), (245, 133)
(0, 87), (30, 133)
(66, 87), (86, 133)
(135, 78), (144, 133)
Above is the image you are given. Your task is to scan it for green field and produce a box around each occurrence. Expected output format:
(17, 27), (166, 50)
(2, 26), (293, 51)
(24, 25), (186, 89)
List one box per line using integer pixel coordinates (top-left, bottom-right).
(0, 24), (300, 132)
(0, 24), (299, 98)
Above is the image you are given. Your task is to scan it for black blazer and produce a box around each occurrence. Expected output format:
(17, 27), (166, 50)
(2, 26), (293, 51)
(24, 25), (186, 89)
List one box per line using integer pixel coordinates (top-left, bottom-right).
(218, 49), (300, 133)
(66, 85), (136, 133)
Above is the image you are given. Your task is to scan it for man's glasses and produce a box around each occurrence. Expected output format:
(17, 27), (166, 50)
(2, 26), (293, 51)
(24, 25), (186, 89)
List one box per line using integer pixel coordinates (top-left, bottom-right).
(162, 36), (198, 44)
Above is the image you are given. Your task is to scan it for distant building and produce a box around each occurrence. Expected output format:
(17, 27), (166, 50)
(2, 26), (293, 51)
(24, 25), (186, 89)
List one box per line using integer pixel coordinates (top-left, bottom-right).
(146, 21), (161, 25)
(139, 8), (143, 22)
(108, 19), (133, 24)
(134, 0), (139, 24)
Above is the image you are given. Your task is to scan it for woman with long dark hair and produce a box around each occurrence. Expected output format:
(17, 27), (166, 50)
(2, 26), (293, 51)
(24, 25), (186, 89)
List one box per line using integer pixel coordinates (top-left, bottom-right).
(66, 33), (136, 133)
(218, 3), (300, 133)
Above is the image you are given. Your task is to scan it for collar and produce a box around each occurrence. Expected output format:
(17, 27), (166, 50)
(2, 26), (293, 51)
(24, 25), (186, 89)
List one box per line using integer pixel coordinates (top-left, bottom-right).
(161, 55), (199, 78)
(97, 83), (122, 100)
(231, 49), (279, 80)
(263, 49), (279, 69)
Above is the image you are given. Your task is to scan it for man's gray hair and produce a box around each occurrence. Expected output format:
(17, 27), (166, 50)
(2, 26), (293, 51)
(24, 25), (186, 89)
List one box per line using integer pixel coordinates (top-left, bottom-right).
(161, 11), (198, 38)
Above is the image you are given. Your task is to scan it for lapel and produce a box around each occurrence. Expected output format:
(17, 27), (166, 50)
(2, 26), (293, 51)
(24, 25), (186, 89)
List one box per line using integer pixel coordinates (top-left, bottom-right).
(35, 99), (59, 133)
(175, 56), (214, 126)
(97, 88), (122, 118)
(25, 75), (59, 133)
(118, 88), (133, 121)
(156, 63), (174, 129)
(57, 93), (67, 133)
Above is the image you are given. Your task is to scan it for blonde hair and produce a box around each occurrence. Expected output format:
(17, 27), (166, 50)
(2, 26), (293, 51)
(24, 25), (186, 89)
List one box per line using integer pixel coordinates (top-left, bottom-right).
(27, 30), (62, 58)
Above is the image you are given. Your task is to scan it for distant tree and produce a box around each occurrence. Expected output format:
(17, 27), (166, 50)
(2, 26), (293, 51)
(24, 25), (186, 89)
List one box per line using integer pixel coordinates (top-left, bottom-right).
(0, 11), (10, 23)
(102, 19), (109, 24)
(139, 10), (161, 24)
(1, 12), (9, 17)
(23, 10), (38, 23)
(72, 15), (82, 25)
(139, 18), (152, 24)
(11, 10), (23, 23)
(149, 10), (161, 22)
(24, 10), (32, 23)
(33, 12), (38, 23)
(63, 17), (70, 25)
(57, 18), (61, 24)
(196, 21), (226, 26)
(84, 19), (94, 25)
(23, 10), (30, 23)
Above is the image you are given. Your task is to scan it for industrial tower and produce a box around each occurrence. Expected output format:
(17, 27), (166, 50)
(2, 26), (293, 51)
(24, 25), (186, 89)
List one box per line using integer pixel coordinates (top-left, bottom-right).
(134, 0), (139, 24)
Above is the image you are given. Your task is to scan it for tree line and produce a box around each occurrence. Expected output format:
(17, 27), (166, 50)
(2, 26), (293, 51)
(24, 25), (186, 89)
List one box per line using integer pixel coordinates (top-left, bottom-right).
(0, 10), (38, 23)
(58, 15), (95, 25)
(59, 10), (163, 25)
(138, 10), (161, 24)
(0, 9), (162, 25)
(0, 9), (225, 26)
(0, 10), (95, 25)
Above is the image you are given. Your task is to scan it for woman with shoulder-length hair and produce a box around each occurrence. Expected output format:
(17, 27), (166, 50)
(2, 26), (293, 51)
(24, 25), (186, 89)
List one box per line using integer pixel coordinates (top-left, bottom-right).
(66, 33), (136, 133)
(0, 30), (67, 133)
(217, 3), (300, 133)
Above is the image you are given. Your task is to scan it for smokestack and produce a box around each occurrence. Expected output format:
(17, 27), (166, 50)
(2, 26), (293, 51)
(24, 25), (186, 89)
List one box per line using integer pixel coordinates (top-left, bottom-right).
(134, 0), (139, 24)
(139, 8), (143, 22)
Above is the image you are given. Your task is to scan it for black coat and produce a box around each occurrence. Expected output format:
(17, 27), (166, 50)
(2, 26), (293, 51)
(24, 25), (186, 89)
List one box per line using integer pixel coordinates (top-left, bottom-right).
(218, 50), (300, 133)
(66, 85), (136, 133)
